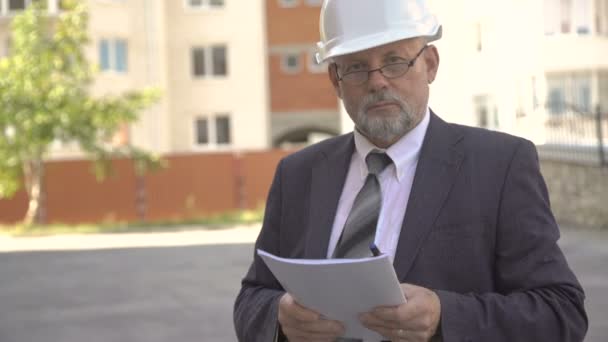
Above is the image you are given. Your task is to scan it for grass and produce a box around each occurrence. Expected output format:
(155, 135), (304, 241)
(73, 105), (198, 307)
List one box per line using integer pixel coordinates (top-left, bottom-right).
(0, 208), (264, 237)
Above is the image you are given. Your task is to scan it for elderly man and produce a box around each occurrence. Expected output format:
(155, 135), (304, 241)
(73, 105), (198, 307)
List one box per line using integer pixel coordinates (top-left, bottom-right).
(234, 0), (587, 341)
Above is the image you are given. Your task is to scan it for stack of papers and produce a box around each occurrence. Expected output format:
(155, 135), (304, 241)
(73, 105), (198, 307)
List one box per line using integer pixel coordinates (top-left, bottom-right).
(258, 249), (406, 340)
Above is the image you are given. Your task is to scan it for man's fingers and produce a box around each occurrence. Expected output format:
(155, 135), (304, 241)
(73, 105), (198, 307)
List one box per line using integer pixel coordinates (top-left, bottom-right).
(281, 313), (344, 334)
(359, 312), (399, 330)
(400, 283), (421, 295)
(279, 293), (320, 321)
(279, 293), (345, 340)
(369, 305), (409, 323)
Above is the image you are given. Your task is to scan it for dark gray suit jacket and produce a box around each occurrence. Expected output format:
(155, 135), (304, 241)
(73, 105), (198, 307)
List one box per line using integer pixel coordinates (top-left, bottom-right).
(234, 112), (587, 341)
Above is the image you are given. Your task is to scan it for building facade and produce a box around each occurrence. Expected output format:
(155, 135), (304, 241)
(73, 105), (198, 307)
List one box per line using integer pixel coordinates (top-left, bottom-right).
(0, 0), (270, 156)
(2, 0), (606, 153)
(265, 0), (340, 147)
(427, 0), (607, 146)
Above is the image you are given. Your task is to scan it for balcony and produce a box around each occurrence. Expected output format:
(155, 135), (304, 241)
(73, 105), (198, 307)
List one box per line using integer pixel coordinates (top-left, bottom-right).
(543, 35), (608, 72)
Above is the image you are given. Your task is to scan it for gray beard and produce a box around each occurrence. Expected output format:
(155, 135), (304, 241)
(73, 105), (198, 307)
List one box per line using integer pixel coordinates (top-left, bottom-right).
(353, 91), (416, 145)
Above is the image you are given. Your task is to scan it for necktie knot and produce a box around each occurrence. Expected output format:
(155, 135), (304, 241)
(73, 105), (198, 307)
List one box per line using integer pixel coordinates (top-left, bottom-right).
(366, 152), (392, 175)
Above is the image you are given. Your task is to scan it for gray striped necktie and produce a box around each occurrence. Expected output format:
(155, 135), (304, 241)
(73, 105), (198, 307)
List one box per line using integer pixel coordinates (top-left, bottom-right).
(333, 152), (392, 258)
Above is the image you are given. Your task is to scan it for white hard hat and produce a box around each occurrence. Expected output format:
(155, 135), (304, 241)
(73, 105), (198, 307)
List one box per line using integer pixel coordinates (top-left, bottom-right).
(316, 0), (442, 63)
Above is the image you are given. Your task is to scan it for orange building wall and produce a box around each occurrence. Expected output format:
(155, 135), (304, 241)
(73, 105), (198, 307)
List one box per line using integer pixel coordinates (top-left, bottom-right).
(0, 150), (293, 225)
(266, 0), (338, 113)
(269, 53), (338, 112)
(143, 153), (238, 221)
(266, 0), (321, 45)
(0, 190), (28, 223)
(45, 158), (139, 223)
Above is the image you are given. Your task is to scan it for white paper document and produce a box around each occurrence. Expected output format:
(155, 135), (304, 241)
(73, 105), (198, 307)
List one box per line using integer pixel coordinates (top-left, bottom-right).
(258, 249), (406, 341)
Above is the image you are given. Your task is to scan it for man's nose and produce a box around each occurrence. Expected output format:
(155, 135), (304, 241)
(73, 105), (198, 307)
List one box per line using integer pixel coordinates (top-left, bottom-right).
(367, 68), (390, 92)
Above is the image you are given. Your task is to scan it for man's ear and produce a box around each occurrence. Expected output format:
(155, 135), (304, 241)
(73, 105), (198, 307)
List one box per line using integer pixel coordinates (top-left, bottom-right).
(424, 45), (440, 84)
(328, 63), (343, 99)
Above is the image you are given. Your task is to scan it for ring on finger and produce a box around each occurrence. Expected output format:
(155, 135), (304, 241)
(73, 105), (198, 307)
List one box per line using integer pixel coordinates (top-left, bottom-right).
(396, 328), (405, 338)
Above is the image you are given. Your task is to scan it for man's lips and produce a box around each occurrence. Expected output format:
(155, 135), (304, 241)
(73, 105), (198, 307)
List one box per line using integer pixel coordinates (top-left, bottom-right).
(367, 101), (400, 111)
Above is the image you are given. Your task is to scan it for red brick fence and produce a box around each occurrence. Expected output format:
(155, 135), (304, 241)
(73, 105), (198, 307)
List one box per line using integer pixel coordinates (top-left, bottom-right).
(0, 150), (292, 224)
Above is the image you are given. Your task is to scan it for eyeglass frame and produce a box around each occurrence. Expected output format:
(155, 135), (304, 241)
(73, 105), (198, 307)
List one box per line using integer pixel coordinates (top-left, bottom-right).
(334, 45), (428, 86)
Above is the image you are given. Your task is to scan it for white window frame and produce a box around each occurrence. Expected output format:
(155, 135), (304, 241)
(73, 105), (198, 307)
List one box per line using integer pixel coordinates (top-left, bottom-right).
(544, 0), (598, 35)
(99, 37), (129, 74)
(1, 0), (32, 15)
(191, 44), (228, 79)
(184, 0), (225, 11)
(281, 52), (302, 74)
(0, 0), (67, 15)
(278, 0), (299, 8)
(573, 0), (592, 34)
(192, 113), (232, 150)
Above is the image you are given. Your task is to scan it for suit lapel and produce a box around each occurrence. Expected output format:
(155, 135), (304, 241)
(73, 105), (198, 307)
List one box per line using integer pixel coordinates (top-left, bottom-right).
(305, 134), (355, 259)
(394, 112), (465, 281)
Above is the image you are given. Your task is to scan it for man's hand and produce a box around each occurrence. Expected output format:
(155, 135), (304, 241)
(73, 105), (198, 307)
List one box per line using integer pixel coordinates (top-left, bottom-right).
(278, 293), (345, 342)
(360, 283), (441, 342)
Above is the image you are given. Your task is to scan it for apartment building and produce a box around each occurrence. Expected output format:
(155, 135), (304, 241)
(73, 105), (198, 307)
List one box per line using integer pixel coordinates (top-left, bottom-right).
(265, 0), (340, 147)
(426, 0), (607, 142)
(0, 0), (270, 155)
(543, 0), (608, 115)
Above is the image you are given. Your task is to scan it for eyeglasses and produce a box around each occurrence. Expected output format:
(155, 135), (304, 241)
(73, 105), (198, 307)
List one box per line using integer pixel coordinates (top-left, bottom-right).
(336, 45), (428, 86)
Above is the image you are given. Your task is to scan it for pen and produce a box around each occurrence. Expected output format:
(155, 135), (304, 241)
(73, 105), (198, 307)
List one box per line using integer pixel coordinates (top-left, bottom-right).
(369, 243), (382, 257)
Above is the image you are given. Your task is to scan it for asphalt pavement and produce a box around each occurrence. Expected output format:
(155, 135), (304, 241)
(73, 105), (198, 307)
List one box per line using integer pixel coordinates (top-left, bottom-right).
(0, 226), (606, 342)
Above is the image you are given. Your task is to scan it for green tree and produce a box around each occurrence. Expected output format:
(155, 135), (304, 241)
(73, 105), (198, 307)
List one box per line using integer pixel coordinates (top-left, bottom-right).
(0, 0), (161, 225)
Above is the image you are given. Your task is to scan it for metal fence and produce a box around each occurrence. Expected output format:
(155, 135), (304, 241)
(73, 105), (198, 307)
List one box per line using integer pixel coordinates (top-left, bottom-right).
(532, 104), (607, 167)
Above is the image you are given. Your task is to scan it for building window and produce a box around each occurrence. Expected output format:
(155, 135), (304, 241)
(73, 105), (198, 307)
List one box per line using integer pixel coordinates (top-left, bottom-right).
(573, 75), (591, 112)
(215, 115), (231, 144)
(99, 40), (110, 70)
(192, 48), (206, 76)
(99, 38), (129, 73)
(573, 0), (592, 34)
(547, 73), (593, 115)
(307, 50), (325, 73)
(212, 45), (227, 76)
(194, 114), (232, 147)
(192, 45), (228, 78)
(115, 39), (128, 72)
(195, 118), (209, 144)
(548, 88), (566, 115)
(544, 0), (595, 35)
(474, 95), (490, 128)
(187, 0), (224, 9)
(9, 0), (26, 11)
(599, 71), (608, 111)
(1, 0), (67, 15)
(281, 52), (301, 74)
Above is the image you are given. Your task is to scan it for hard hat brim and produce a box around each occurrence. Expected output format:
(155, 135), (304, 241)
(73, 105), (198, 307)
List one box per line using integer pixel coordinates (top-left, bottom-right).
(316, 16), (442, 64)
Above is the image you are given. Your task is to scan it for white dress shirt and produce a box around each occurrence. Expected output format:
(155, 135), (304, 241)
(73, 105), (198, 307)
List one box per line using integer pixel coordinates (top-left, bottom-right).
(326, 108), (430, 262)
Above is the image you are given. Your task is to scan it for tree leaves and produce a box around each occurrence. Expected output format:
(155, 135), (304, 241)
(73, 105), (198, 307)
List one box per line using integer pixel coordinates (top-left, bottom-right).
(0, 1), (161, 201)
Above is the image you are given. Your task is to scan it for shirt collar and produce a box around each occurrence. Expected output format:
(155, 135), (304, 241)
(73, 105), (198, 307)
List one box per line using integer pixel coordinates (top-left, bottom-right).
(353, 107), (430, 182)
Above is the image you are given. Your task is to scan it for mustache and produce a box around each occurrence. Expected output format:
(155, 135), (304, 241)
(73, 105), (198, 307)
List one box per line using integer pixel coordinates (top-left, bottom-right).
(361, 91), (406, 112)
